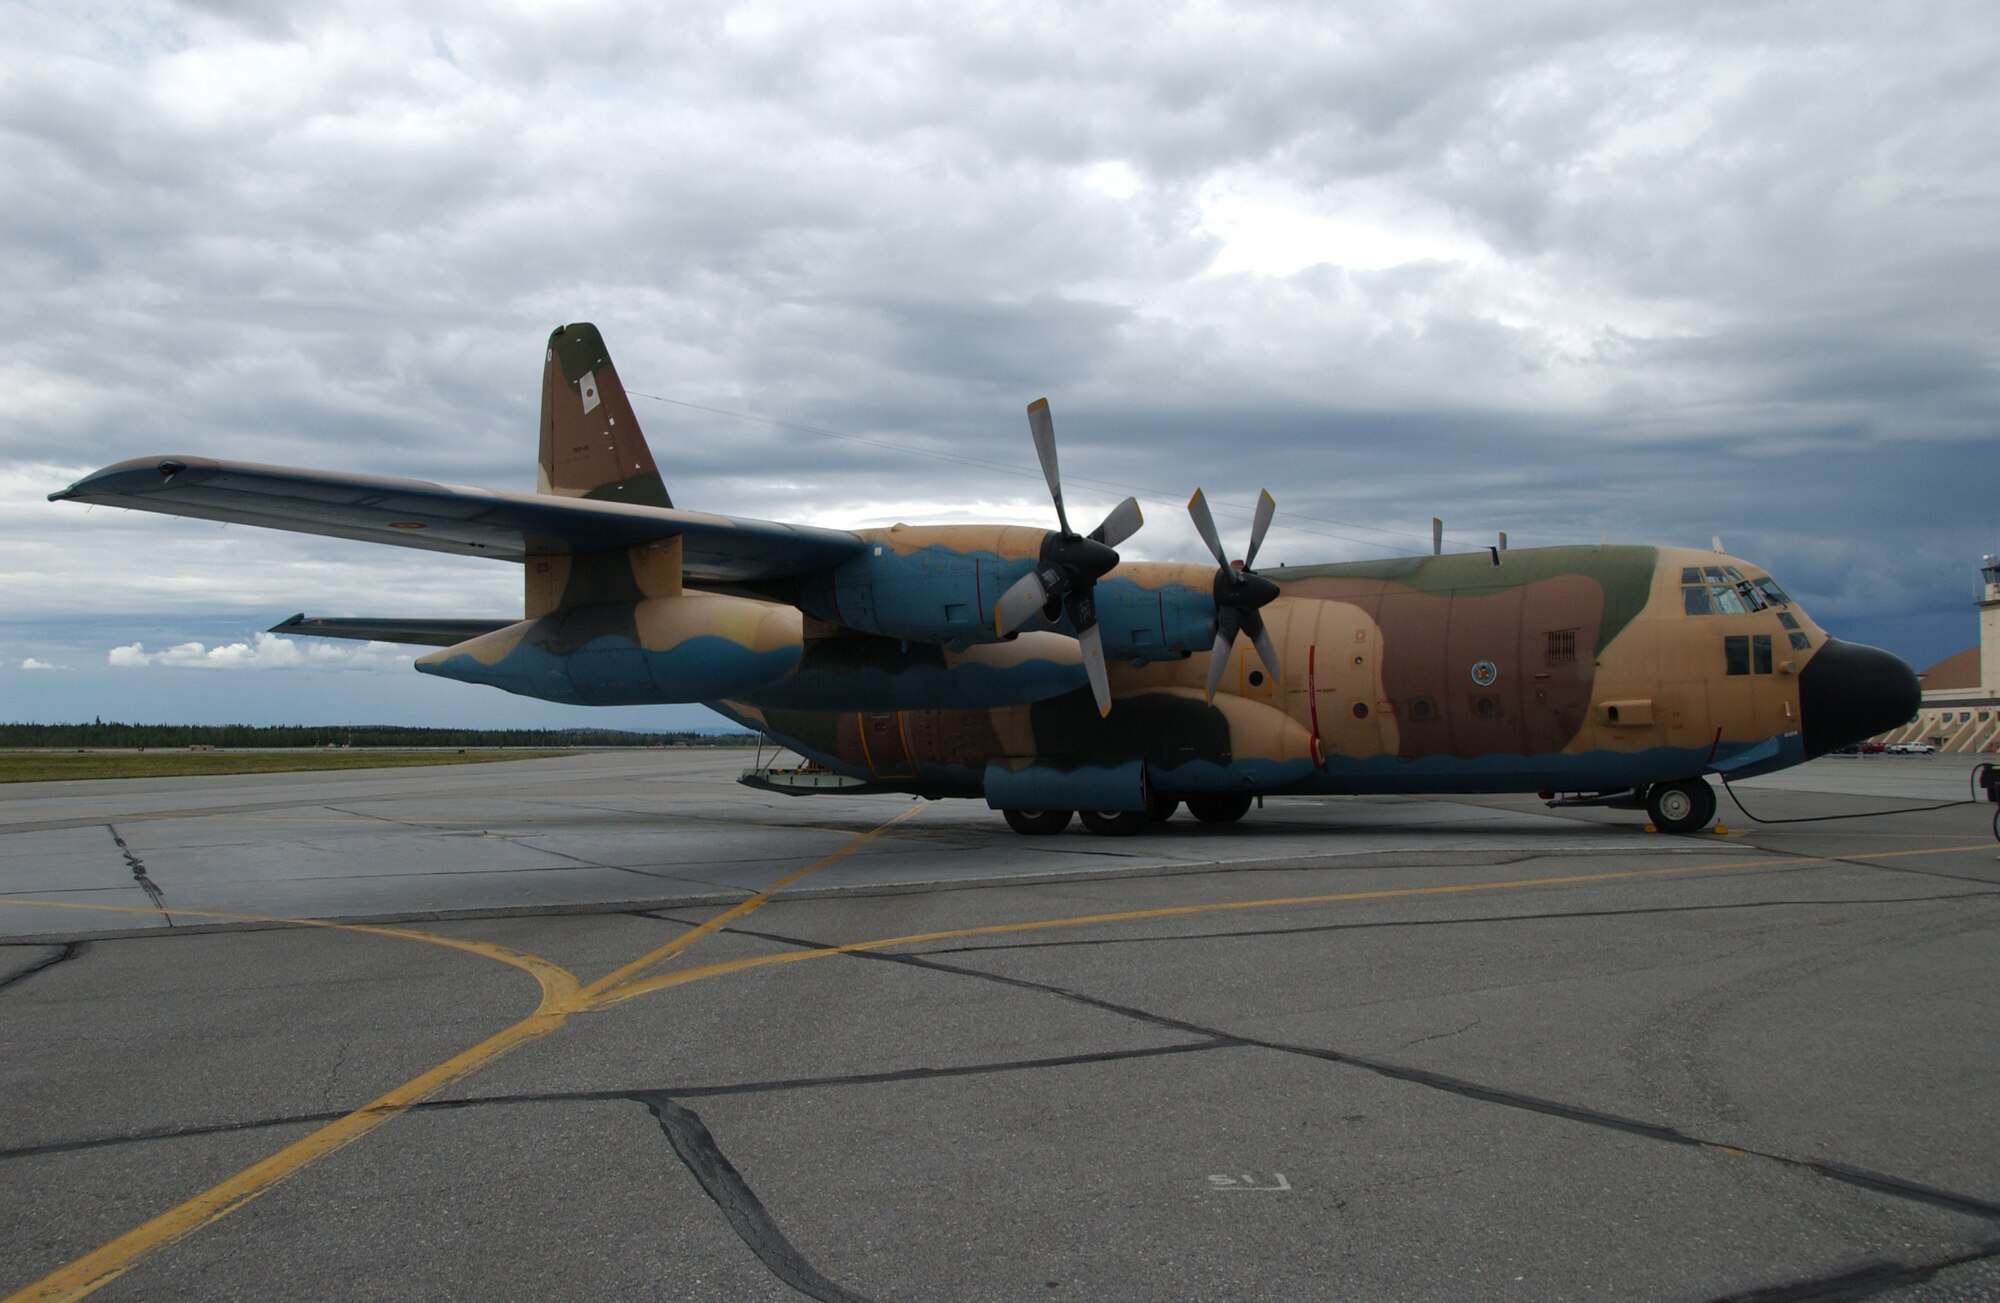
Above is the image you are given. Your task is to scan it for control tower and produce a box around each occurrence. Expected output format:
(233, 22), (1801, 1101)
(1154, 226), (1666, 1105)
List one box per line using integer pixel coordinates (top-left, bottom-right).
(1982, 554), (2000, 698)
(1880, 555), (2000, 751)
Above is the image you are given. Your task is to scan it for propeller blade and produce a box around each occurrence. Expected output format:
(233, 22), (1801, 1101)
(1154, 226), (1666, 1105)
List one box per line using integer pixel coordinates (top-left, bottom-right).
(1076, 620), (1112, 717)
(1187, 488), (1230, 570)
(1246, 613), (1282, 687)
(1026, 398), (1071, 537)
(1244, 490), (1276, 570)
(993, 569), (1050, 636)
(1203, 608), (1242, 703)
(1089, 496), (1144, 548)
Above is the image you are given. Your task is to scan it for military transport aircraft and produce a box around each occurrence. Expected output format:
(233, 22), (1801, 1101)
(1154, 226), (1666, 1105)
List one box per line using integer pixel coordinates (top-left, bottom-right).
(51, 323), (1920, 836)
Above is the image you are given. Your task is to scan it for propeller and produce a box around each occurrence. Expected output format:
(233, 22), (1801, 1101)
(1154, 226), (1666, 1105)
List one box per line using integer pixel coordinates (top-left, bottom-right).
(1188, 487), (1283, 703)
(992, 398), (1143, 717)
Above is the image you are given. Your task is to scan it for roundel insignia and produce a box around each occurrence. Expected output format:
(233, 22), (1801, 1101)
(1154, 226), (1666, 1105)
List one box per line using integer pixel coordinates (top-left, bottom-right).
(1470, 660), (1498, 687)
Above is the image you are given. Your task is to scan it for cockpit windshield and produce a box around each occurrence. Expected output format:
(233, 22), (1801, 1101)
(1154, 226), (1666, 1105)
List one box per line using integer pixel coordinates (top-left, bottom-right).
(1679, 566), (1793, 617)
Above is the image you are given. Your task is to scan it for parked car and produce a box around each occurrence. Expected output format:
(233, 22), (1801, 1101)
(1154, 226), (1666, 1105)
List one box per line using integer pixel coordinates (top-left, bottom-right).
(1884, 742), (1937, 755)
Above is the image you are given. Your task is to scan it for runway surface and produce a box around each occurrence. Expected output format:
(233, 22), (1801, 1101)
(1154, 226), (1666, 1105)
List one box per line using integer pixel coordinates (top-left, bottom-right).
(3, 751), (1996, 1301)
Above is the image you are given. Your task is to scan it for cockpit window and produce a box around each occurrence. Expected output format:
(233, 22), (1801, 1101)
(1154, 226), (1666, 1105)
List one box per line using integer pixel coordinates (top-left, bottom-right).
(1680, 567), (1797, 618)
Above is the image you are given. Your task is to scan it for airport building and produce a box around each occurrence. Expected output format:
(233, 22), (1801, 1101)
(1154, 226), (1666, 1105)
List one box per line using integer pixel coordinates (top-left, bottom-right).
(1878, 554), (2000, 753)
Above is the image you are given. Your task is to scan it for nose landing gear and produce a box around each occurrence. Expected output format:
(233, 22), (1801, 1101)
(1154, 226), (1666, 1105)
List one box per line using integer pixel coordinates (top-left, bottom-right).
(1647, 778), (1718, 834)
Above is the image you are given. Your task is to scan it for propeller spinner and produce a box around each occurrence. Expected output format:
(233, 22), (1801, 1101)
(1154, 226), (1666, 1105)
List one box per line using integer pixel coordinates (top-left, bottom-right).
(992, 398), (1143, 717)
(1188, 488), (1283, 702)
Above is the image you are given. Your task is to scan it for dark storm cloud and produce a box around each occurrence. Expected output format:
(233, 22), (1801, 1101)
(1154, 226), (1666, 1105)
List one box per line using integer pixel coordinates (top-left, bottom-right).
(4, 0), (1995, 728)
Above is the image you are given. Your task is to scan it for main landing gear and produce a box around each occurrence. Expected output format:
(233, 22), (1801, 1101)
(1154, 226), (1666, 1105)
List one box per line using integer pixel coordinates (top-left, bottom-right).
(1645, 778), (1718, 834)
(1001, 791), (1256, 835)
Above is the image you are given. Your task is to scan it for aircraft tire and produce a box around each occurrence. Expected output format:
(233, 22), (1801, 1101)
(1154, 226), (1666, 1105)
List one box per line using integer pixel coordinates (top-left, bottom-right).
(1146, 793), (1179, 823)
(1079, 809), (1149, 836)
(1002, 808), (1072, 836)
(1646, 779), (1717, 834)
(1185, 793), (1254, 824)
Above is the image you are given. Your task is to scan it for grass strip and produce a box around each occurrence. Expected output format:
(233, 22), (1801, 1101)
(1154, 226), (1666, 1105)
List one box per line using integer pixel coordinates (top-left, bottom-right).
(0, 750), (575, 783)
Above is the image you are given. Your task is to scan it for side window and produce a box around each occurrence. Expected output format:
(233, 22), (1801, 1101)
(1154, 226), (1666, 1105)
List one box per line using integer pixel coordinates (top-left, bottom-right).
(1683, 587), (1713, 615)
(1711, 585), (1748, 615)
(1724, 635), (1749, 676)
(1789, 631), (1811, 650)
(1777, 611), (1800, 630)
(1753, 634), (1772, 674)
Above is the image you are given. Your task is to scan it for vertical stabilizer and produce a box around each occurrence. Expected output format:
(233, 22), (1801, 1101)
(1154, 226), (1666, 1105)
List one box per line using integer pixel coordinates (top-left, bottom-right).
(538, 323), (672, 508)
(528, 323), (678, 619)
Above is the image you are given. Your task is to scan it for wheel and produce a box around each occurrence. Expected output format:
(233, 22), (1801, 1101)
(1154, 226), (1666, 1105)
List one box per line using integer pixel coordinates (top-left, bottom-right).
(1646, 778), (1717, 834)
(1002, 808), (1072, 835)
(1146, 792), (1179, 823)
(1185, 793), (1253, 825)
(1078, 808), (1149, 836)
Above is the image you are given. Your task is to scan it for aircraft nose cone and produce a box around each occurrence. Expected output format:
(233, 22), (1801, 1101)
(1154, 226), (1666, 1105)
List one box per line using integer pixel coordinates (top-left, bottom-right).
(1798, 638), (1920, 758)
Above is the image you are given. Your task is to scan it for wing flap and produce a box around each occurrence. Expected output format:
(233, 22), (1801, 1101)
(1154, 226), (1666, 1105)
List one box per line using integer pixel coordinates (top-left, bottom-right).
(51, 456), (865, 584)
(268, 614), (518, 647)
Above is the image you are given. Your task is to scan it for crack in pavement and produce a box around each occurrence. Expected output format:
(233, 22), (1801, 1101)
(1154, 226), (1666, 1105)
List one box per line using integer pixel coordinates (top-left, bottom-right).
(635, 1093), (877, 1303)
(0, 941), (85, 993)
(1701, 1237), (2000, 1302)
(104, 824), (171, 925)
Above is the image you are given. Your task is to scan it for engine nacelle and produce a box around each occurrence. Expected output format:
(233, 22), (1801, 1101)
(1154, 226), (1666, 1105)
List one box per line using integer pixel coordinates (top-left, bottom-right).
(798, 528), (1216, 663)
(416, 594), (800, 705)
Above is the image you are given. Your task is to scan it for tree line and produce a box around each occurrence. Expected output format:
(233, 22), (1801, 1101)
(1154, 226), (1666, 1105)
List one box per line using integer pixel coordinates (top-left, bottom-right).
(0, 721), (759, 749)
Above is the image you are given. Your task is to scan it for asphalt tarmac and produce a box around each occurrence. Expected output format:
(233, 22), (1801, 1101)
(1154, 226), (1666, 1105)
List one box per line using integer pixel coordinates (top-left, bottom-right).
(2, 750), (1996, 1301)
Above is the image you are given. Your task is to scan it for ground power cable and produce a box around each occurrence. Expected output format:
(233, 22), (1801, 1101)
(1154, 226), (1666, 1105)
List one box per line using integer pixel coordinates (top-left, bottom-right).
(1716, 766), (1993, 837)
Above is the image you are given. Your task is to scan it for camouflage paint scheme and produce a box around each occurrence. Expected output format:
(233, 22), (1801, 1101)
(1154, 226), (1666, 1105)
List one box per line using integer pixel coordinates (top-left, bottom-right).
(52, 322), (1917, 830)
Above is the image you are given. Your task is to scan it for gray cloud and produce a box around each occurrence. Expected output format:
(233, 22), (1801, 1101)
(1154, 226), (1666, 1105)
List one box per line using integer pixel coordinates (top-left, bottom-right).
(4, 0), (1994, 726)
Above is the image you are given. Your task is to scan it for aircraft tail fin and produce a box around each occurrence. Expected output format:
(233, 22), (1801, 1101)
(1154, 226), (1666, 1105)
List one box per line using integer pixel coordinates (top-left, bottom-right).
(538, 323), (672, 508)
(528, 323), (678, 619)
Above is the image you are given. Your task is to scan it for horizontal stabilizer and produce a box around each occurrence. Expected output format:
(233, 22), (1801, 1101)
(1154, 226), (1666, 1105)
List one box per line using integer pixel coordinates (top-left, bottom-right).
(51, 456), (865, 585)
(268, 613), (516, 647)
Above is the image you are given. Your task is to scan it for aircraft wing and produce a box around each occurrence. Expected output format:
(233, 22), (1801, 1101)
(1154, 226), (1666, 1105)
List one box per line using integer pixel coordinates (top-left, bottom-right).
(266, 614), (518, 647)
(50, 456), (867, 584)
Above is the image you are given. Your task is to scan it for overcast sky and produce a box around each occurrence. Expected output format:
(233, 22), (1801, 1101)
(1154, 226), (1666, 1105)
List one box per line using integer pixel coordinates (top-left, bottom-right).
(4, 0), (1996, 730)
